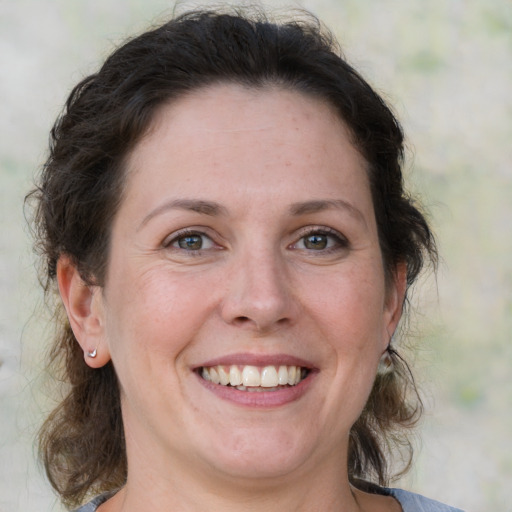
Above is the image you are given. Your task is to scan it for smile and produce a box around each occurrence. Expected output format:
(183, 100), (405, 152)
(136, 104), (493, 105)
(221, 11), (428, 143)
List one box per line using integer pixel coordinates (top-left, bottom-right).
(200, 365), (309, 391)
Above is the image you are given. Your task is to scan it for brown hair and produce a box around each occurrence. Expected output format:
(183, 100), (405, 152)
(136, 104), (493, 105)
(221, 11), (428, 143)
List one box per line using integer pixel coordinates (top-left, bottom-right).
(29, 7), (436, 509)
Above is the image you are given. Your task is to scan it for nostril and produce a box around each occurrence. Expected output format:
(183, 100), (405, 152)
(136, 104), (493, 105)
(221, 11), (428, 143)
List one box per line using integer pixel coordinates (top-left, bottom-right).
(231, 314), (290, 332)
(233, 316), (250, 325)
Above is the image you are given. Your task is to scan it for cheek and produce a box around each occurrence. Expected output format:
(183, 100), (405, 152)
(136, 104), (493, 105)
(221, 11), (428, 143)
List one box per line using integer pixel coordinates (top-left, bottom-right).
(304, 269), (387, 434)
(305, 264), (387, 345)
(105, 266), (212, 362)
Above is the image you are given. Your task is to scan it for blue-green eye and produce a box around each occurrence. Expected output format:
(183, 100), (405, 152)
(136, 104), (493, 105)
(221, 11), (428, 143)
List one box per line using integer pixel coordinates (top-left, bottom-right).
(177, 234), (203, 250)
(169, 232), (215, 251)
(294, 229), (348, 252)
(303, 234), (329, 250)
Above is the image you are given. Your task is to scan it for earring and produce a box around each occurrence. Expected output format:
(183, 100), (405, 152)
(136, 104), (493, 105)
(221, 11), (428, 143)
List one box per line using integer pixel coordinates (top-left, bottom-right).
(377, 348), (393, 375)
(86, 348), (97, 358)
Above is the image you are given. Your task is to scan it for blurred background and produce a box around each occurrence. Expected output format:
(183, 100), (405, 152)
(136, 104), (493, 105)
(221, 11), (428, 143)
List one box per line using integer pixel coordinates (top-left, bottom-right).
(0, 0), (510, 510)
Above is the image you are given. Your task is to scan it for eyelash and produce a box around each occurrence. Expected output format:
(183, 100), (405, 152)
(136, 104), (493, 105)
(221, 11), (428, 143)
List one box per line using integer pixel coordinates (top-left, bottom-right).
(291, 227), (349, 254)
(163, 226), (349, 256)
(163, 229), (218, 255)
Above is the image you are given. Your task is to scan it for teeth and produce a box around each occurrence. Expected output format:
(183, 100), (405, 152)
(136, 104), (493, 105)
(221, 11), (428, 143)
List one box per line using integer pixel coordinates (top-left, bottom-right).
(229, 366), (242, 386)
(287, 365), (297, 385)
(201, 364), (306, 388)
(278, 365), (288, 385)
(209, 367), (220, 384)
(218, 366), (230, 385)
(261, 366), (278, 387)
(242, 366), (260, 386)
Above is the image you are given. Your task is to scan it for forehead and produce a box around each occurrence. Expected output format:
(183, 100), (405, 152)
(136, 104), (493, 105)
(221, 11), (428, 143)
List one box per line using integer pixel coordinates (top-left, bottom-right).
(150, 83), (342, 131)
(123, 83), (371, 214)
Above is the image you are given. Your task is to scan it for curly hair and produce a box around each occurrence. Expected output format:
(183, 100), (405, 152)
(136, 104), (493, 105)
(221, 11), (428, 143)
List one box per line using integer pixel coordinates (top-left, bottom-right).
(28, 7), (437, 509)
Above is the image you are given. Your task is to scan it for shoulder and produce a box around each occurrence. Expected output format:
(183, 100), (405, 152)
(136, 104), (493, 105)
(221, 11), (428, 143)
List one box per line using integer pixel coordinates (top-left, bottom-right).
(73, 488), (464, 512)
(71, 492), (114, 512)
(386, 488), (465, 512)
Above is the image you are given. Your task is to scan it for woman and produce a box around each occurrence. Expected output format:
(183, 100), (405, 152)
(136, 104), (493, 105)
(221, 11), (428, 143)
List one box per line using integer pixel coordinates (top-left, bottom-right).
(30, 7), (463, 512)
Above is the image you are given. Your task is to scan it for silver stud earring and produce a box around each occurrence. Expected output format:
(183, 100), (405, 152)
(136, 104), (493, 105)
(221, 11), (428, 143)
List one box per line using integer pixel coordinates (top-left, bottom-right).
(87, 348), (97, 358)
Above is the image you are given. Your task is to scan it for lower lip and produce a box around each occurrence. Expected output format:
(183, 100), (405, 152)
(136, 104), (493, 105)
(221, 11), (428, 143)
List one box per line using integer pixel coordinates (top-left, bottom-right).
(196, 372), (314, 408)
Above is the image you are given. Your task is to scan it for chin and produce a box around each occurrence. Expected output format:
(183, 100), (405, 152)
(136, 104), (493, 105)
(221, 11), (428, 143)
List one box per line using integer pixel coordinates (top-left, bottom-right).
(197, 423), (320, 481)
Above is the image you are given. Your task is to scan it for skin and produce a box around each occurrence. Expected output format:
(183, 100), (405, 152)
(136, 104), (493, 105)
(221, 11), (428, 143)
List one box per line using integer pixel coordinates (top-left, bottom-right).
(58, 84), (405, 512)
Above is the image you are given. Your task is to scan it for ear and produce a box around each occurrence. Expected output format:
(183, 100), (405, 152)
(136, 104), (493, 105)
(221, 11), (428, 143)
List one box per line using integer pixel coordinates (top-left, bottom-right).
(57, 255), (111, 368)
(383, 262), (408, 347)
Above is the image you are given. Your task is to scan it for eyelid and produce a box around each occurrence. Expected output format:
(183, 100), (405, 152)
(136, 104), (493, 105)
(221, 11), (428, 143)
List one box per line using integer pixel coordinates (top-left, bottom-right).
(290, 225), (349, 251)
(162, 227), (221, 250)
(296, 225), (346, 238)
(161, 225), (348, 254)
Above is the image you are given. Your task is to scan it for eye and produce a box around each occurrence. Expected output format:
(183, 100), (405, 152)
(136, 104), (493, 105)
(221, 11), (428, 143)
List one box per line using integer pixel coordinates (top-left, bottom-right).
(292, 228), (348, 253)
(303, 233), (330, 250)
(165, 230), (217, 252)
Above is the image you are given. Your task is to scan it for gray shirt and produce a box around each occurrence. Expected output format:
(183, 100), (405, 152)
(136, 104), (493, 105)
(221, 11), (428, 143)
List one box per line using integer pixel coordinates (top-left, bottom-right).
(72, 488), (465, 511)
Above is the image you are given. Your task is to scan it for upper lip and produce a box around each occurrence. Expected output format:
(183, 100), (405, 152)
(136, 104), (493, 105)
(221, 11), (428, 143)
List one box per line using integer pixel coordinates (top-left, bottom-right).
(195, 353), (316, 370)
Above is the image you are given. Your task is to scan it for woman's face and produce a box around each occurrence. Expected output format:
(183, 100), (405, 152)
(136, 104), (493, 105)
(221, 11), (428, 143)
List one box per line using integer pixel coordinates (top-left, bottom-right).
(93, 84), (404, 485)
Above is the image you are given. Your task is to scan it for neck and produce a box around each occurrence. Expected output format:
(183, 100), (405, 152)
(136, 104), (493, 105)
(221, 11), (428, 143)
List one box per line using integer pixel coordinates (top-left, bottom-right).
(112, 475), (362, 512)
(108, 443), (361, 512)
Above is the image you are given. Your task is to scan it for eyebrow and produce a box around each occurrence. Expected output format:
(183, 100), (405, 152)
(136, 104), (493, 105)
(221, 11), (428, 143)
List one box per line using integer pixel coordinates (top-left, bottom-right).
(289, 199), (367, 226)
(138, 199), (227, 230)
(139, 197), (367, 230)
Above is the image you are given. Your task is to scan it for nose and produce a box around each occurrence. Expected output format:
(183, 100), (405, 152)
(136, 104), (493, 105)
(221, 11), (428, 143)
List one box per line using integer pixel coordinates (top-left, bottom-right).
(220, 247), (296, 333)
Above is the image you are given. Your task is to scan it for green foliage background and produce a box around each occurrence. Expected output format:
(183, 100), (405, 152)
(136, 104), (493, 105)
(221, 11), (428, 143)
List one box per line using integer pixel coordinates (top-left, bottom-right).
(0, 0), (510, 510)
